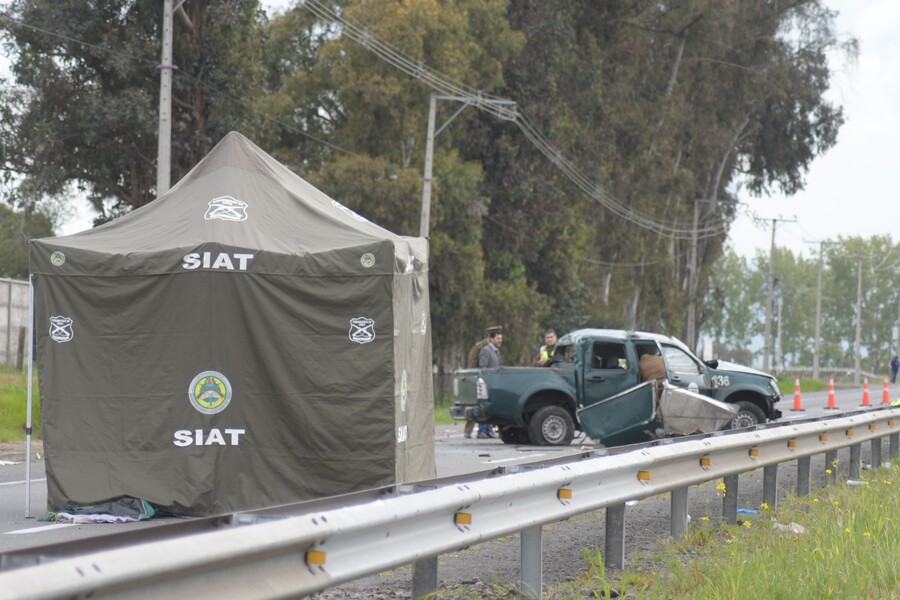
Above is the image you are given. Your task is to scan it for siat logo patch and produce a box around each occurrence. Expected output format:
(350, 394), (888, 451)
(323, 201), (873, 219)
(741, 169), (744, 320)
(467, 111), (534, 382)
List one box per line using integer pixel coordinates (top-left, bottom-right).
(189, 371), (233, 415)
(349, 317), (376, 344)
(205, 196), (248, 222)
(331, 199), (368, 223)
(49, 316), (74, 343)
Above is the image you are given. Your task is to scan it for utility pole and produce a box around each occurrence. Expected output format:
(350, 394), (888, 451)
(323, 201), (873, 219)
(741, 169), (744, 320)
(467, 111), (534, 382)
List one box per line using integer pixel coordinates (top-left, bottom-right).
(687, 199), (700, 351)
(157, 1), (192, 197)
(420, 95), (517, 238)
(419, 95), (437, 237)
(156, 0), (174, 196)
(775, 288), (783, 373)
(762, 217), (796, 371)
(804, 239), (834, 381)
(854, 255), (863, 385)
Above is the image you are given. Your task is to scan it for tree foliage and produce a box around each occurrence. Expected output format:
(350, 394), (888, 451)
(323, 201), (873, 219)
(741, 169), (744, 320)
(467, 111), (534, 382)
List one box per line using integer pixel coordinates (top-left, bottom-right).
(0, 0), (267, 222)
(0, 0), (860, 370)
(704, 237), (900, 375)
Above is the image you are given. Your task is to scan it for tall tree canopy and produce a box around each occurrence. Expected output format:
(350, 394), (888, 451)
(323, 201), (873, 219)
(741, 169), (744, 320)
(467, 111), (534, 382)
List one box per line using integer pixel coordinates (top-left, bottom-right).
(0, 0), (855, 369)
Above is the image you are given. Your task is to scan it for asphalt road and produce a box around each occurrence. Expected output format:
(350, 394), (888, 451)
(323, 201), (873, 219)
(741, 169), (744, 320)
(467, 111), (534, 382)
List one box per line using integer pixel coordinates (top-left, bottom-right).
(0, 383), (893, 557)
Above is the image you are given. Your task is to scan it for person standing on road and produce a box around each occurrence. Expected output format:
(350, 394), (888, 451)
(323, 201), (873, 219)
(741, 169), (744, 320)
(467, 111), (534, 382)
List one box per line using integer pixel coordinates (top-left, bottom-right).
(464, 326), (501, 438)
(476, 329), (503, 438)
(891, 355), (899, 384)
(537, 328), (558, 366)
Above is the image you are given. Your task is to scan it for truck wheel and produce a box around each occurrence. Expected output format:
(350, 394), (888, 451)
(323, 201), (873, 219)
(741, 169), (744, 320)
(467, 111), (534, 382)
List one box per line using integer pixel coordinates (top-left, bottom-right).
(528, 406), (575, 446)
(729, 401), (766, 429)
(500, 427), (530, 445)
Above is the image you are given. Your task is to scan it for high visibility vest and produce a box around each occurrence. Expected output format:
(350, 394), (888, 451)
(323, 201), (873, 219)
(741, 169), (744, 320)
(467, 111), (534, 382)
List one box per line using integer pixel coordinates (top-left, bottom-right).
(540, 344), (556, 362)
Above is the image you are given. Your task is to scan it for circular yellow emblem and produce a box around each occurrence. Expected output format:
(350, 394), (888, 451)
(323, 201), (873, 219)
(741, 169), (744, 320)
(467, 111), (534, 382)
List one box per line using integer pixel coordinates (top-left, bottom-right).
(189, 371), (232, 414)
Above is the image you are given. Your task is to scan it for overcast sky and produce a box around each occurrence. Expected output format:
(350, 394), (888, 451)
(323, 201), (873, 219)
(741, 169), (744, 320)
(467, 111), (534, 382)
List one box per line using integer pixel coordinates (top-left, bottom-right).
(54, 0), (896, 261)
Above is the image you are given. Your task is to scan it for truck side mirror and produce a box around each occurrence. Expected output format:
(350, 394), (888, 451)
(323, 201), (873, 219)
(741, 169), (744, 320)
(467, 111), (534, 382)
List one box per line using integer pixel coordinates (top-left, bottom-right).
(704, 359), (719, 369)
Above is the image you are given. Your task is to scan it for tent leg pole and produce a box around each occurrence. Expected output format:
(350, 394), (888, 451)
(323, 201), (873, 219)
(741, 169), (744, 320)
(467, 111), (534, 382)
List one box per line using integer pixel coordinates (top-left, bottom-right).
(25, 275), (34, 518)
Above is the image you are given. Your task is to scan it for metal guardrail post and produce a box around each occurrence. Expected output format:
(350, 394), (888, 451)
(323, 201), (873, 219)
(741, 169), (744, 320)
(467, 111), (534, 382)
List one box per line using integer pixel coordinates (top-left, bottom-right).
(520, 526), (542, 599)
(722, 474), (738, 524)
(604, 503), (626, 570)
(890, 433), (899, 460)
(405, 482), (438, 600)
(670, 488), (688, 539)
(825, 449), (838, 483)
(796, 456), (811, 496)
(762, 465), (778, 509)
(849, 443), (861, 479)
(871, 437), (882, 468)
(412, 558), (438, 599)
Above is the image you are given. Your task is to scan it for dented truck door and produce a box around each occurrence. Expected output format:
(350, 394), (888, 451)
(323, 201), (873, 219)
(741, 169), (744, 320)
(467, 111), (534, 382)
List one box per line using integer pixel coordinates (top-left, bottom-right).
(576, 382), (657, 447)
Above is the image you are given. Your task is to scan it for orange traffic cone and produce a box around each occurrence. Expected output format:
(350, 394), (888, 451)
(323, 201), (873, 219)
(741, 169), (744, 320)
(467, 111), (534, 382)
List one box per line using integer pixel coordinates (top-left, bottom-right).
(791, 374), (805, 411)
(884, 374), (892, 405)
(825, 374), (838, 410)
(861, 375), (871, 407)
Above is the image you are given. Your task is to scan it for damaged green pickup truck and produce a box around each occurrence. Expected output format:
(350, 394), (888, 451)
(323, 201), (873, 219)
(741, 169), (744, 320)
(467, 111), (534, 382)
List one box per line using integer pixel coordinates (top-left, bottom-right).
(451, 329), (782, 447)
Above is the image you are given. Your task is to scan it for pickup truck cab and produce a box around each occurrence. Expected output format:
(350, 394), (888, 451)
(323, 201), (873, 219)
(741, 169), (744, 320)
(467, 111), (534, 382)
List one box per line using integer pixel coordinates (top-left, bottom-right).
(451, 329), (782, 446)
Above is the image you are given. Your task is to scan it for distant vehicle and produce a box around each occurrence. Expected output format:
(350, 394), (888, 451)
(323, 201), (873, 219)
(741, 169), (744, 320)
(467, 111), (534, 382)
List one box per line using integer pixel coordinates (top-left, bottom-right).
(451, 329), (782, 447)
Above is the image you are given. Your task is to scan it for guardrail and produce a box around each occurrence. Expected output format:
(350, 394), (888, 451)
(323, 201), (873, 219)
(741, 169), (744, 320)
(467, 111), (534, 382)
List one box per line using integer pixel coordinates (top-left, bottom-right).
(2, 408), (899, 600)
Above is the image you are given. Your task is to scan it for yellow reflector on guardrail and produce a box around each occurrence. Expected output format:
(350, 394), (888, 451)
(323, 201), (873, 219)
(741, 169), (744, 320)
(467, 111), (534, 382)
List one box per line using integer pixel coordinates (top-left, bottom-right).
(700, 456), (712, 468)
(637, 470), (651, 481)
(305, 550), (327, 566)
(846, 429), (855, 437)
(454, 512), (473, 525)
(749, 448), (760, 457)
(869, 424), (877, 431)
(788, 439), (797, 448)
(558, 488), (573, 500)
(819, 434), (829, 442)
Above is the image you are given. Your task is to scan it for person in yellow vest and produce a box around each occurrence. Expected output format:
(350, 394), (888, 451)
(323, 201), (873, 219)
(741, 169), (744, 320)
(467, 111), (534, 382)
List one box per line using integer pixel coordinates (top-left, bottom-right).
(464, 326), (502, 438)
(537, 328), (558, 366)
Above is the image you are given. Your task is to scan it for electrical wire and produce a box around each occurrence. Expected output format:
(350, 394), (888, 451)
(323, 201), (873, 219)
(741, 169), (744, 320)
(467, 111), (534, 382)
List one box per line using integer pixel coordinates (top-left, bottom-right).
(0, 11), (359, 158)
(302, 0), (733, 241)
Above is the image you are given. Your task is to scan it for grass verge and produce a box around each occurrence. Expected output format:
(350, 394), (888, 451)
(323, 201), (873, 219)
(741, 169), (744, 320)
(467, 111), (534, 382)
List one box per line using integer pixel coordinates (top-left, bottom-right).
(0, 368), (38, 442)
(448, 461), (900, 599)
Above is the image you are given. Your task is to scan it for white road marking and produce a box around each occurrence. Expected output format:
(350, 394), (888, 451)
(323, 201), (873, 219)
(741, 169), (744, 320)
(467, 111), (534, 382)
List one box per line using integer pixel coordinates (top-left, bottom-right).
(0, 478), (46, 487)
(482, 455), (546, 464)
(6, 523), (74, 535)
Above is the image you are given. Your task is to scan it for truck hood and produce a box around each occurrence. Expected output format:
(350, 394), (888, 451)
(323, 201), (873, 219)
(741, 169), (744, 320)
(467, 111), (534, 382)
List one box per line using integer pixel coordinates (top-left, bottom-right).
(713, 360), (774, 380)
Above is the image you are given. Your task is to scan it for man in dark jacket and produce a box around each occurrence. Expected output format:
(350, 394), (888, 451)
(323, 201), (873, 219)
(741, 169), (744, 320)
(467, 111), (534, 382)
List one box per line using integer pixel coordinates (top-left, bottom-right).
(464, 326), (502, 438)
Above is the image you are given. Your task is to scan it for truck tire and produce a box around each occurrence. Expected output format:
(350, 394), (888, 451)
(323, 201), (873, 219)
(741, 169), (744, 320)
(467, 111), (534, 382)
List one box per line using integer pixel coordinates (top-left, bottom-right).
(500, 426), (530, 445)
(528, 406), (575, 446)
(729, 401), (766, 429)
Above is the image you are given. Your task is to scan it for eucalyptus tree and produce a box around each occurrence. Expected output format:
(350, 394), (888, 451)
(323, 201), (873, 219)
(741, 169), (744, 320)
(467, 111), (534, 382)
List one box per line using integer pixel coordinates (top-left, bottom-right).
(0, 0), (268, 223)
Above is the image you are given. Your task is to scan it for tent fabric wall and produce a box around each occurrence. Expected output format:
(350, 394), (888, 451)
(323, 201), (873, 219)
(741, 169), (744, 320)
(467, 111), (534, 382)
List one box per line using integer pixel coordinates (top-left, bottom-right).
(29, 132), (435, 516)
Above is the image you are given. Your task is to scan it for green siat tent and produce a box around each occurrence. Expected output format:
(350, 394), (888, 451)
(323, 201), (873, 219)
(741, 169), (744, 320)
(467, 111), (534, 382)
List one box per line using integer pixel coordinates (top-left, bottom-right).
(29, 131), (435, 516)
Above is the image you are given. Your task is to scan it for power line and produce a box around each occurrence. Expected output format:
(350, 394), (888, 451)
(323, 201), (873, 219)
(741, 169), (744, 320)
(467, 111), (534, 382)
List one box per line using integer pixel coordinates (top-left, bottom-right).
(302, 0), (732, 241)
(0, 12), (359, 159)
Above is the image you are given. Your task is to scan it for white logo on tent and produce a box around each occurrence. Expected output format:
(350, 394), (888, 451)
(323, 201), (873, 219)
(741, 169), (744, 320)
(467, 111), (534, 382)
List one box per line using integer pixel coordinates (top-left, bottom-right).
(205, 196), (248, 222)
(49, 316), (74, 343)
(349, 317), (376, 344)
(331, 199), (368, 223)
